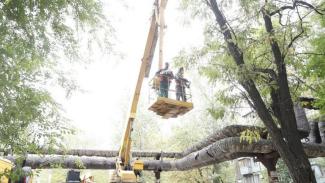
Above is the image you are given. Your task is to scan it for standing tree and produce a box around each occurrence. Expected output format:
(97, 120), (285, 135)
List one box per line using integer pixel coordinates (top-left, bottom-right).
(0, 0), (111, 155)
(177, 0), (325, 182)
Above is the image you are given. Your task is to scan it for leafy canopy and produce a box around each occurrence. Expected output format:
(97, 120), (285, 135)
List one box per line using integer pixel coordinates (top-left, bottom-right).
(0, 0), (111, 154)
(176, 0), (325, 121)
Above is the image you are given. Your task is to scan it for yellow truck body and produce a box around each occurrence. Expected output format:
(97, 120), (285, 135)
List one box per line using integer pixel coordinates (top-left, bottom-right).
(0, 158), (13, 183)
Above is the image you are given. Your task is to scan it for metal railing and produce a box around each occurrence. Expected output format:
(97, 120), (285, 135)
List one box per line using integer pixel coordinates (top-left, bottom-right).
(148, 76), (192, 103)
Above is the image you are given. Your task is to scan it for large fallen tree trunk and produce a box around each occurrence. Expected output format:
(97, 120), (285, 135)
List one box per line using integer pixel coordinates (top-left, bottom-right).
(6, 137), (325, 171)
(0, 149), (181, 159)
(157, 137), (274, 171)
(13, 125), (309, 160)
(1, 125), (263, 158)
(6, 155), (117, 169)
(40, 150), (181, 159)
(182, 125), (265, 156)
(182, 109), (309, 157)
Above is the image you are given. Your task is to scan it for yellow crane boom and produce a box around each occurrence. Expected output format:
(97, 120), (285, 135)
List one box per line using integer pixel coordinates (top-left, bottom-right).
(112, 0), (168, 182)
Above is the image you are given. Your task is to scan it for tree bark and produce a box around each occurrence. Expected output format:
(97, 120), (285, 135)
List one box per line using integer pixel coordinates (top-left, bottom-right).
(207, 1), (316, 182)
(1, 125), (262, 159)
(6, 137), (325, 170)
(261, 8), (315, 182)
(182, 125), (265, 156)
(11, 149), (182, 159)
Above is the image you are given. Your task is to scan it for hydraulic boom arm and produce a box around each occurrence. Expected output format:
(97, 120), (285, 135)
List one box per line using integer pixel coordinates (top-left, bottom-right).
(117, 0), (168, 177)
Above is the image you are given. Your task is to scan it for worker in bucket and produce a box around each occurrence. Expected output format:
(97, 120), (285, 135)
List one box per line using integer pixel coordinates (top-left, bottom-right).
(155, 62), (174, 98)
(175, 67), (190, 102)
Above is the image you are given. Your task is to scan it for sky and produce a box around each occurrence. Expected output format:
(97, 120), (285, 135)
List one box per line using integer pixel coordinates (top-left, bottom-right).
(52, 0), (205, 150)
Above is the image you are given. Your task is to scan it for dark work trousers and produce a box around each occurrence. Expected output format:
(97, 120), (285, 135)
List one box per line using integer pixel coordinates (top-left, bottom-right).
(159, 81), (169, 98)
(176, 85), (186, 101)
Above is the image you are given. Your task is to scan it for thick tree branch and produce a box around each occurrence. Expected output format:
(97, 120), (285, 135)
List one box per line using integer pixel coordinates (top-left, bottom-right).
(270, 1), (324, 16)
(182, 125), (265, 156)
(295, 52), (325, 56)
(0, 126), (267, 159)
(21, 150), (181, 159)
(5, 138), (325, 170)
(296, 1), (325, 15)
(262, 6), (317, 182)
(270, 5), (296, 16)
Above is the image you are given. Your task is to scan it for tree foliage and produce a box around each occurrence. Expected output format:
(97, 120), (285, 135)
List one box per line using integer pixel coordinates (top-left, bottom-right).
(177, 0), (325, 119)
(176, 0), (325, 182)
(0, 0), (111, 154)
(277, 159), (293, 183)
(302, 4), (325, 113)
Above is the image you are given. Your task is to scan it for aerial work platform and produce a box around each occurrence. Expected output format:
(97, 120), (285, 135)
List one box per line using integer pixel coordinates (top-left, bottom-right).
(149, 97), (193, 119)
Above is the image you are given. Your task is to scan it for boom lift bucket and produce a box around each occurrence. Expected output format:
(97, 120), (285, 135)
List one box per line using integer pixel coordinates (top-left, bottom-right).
(148, 77), (193, 119)
(149, 97), (193, 119)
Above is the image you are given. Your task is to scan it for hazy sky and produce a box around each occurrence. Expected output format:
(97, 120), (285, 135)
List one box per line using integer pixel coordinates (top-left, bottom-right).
(52, 0), (205, 150)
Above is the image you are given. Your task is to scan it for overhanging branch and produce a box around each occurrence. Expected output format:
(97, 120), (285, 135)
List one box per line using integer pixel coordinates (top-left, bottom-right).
(270, 1), (324, 16)
(283, 6), (305, 58)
